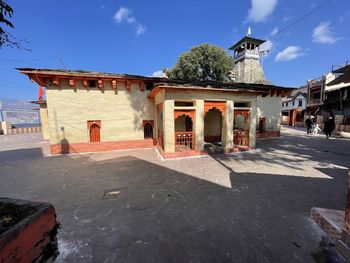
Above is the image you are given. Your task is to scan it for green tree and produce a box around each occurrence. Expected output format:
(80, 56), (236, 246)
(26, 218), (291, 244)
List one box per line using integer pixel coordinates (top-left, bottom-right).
(0, 0), (23, 48)
(167, 44), (233, 82)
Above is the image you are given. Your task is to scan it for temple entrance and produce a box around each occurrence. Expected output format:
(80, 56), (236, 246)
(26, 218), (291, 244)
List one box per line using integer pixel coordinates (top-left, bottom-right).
(204, 107), (224, 154)
(174, 111), (194, 152)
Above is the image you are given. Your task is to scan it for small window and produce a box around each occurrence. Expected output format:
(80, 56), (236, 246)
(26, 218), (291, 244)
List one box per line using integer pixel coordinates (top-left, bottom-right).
(145, 82), (153, 91)
(292, 101), (295, 106)
(175, 101), (194, 107)
(298, 100), (302, 107)
(89, 80), (96, 88)
(286, 102), (289, 106)
(235, 102), (249, 107)
(144, 122), (153, 139)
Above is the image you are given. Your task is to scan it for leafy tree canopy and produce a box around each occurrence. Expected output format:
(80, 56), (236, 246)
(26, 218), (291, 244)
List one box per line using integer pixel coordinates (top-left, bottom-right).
(0, 0), (26, 49)
(166, 44), (233, 82)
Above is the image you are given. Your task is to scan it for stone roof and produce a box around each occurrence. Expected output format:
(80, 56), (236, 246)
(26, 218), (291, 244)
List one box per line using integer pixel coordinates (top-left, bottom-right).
(17, 68), (164, 81)
(154, 79), (294, 92)
(229, 36), (266, 51)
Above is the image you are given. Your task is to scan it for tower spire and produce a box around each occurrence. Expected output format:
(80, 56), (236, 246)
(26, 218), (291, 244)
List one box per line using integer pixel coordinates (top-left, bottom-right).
(247, 26), (252, 36)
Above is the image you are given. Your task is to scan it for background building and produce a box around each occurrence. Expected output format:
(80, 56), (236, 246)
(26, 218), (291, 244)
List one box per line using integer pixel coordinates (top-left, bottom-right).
(306, 61), (350, 131)
(0, 99), (40, 127)
(281, 87), (307, 127)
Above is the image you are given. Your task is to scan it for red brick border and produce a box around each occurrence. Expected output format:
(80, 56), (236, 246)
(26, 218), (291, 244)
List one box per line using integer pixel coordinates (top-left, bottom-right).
(0, 199), (58, 263)
(50, 139), (156, 155)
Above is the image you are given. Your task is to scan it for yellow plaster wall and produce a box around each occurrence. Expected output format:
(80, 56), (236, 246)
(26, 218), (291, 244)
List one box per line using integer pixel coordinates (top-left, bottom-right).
(39, 105), (50, 140)
(194, 100), (204, 151)
(225, 101), (234, 149)
(166, 89), (256, 150)
(46, 80), (155, 144)
(257, 95), (282, 131)
(249, 100), (257, 147)
(163, 100), (175, 152)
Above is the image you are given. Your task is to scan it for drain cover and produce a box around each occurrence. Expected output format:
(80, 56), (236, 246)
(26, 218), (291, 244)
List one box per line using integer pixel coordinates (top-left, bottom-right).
(103, 187), (128, 200)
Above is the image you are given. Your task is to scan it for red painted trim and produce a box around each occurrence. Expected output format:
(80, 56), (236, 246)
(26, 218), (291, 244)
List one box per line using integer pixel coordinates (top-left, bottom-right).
(0, 206), (57, 263)
(142, 120), (154, 128)
(174, 110), (195, 121)
(87, 120), (101, 129)
(204, 101), (226, 117)
(50, 139), (155, 155)
(157, 146), (207, 159)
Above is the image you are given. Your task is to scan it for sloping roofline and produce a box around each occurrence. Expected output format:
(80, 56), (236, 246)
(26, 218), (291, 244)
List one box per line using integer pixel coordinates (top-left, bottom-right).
(17, 67), (295, 97)
(17, 68), (164, 81)
(229, 36), (266, 51)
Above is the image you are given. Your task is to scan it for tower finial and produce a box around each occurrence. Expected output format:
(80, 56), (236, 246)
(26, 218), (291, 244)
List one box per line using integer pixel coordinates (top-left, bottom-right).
(247, 26), (252, 36)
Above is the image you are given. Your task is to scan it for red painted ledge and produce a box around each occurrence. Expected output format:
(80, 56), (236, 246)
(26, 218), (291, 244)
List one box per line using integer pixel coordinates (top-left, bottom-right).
(0, 198), (59, 263)
(157, 146), (208, 159)
(51, 139), (156, 155)
(157, 146), (255, 159)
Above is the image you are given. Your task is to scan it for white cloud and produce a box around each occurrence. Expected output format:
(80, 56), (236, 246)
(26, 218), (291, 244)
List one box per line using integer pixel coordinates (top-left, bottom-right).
(260, 39), (274, 53)
(270, 27), (278, 36)
(312, 22), (340, 44)
(152, 70), (164, 77)
(136, 24), (146, 36)
(113, 7), (146, 36)
(275, 46), (303, 62)
(283, 15), (292, 23)
(247, 0), (278, 23)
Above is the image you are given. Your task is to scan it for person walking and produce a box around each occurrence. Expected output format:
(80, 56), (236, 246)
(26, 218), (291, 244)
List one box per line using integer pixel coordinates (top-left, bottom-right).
(305, 116), (313, 135)
(323, 117), (335, 139)
(313, 122), (321, 135)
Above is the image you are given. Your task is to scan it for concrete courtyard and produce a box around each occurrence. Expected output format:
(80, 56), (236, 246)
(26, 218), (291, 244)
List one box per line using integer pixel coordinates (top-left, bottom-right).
(0, 126), (349, 262)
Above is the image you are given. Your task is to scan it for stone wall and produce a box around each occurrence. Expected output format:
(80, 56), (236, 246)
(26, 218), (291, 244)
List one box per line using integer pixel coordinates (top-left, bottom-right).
(233, 58), (266, 84)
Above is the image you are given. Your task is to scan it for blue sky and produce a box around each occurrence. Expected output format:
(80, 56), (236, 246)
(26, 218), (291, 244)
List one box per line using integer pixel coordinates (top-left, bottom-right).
(0, 0), (349, 100)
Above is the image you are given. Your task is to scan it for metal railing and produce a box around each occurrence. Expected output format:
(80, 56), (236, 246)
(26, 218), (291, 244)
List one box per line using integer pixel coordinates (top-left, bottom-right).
(233, 129), (249, 147)
(175, 131), (193, 151)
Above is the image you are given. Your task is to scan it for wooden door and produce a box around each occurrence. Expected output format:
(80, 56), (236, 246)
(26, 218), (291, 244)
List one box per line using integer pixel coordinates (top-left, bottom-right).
(90, 124), (100, 142)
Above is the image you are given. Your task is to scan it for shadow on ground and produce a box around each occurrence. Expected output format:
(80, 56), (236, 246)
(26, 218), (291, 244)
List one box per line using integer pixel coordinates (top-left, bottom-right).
(0, 128), (348, 262)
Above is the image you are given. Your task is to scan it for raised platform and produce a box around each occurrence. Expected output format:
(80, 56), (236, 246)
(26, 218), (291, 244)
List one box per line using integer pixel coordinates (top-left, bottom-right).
(311, 207), (344, 240)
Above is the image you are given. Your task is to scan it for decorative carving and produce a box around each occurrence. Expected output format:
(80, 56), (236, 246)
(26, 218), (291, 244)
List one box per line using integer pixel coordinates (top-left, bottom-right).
(83, 79), (89, 89)
(52, 77), (60, 87)
(174, 110), (195, 121)
(126, 81), (131, 91)
(87, 120), (101, 129)
(97, 79), (104, 90)
(69, 79), (76, 88)
(111, 80), (118, 90)
(204, 101), (226, 117)
(142, 120), (154, 127)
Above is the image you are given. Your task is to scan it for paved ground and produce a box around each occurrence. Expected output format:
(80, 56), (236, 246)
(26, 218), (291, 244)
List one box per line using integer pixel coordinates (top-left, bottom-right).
(0, 127), (349, 262)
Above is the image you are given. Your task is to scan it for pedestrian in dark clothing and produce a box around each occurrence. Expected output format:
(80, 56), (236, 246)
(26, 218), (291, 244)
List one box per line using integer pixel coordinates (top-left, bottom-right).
(323, 117), (335, 139)
(305, 117), (313, 135)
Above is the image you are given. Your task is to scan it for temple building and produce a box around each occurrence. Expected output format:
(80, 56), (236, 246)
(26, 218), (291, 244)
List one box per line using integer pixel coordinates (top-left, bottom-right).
(18, 32), (293, 158)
